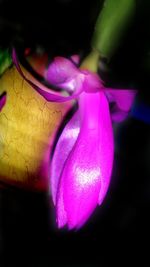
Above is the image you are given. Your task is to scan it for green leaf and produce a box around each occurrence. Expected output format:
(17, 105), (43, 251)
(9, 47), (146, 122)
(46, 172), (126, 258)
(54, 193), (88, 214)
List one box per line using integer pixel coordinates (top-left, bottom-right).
(0, 49), (12, 76)
(92, 0), (136, 59)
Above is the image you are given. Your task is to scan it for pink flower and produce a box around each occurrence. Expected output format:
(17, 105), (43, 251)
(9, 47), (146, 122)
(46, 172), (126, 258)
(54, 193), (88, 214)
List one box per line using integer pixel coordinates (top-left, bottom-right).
(0, 92), (6, 111)
(12, 49), (136, 229)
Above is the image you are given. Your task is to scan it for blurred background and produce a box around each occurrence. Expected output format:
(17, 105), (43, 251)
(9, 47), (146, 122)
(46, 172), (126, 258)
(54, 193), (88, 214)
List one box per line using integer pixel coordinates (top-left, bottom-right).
(0, 0), (150, 266)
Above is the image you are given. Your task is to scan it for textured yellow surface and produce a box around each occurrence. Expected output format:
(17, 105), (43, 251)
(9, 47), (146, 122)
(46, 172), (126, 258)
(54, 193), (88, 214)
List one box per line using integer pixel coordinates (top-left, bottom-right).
(0, 66), (71, 191)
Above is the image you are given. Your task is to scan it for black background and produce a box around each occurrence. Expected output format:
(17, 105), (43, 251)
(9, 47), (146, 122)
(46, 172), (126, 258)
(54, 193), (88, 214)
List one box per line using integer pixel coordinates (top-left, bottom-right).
(0, 0), (150, 266)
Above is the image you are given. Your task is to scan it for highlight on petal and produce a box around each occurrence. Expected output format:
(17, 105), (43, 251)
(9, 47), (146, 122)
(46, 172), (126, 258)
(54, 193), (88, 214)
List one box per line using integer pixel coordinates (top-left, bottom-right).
(56, 91), (114, 229)
(0, 92), (6, 111)
(50, 111), (80, 205)
(105, 88), (136, 122)
(12, 49), (84, 102)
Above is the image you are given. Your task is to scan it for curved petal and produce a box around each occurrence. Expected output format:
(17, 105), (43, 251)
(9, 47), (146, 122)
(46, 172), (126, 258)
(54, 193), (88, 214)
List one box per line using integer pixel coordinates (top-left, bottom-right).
(12, 49), (84, 102)
(46, 56), (83, 94)
(45, 56), (79, 85)
(0, 93), (6, 111)
(57, 91), (114, 229)
(105, 88), (136, 122)
(56, 73), (85, 94)
(111, 106), (129, 122)
(50, 111), (80, 205)
(70, 55), (80, 65)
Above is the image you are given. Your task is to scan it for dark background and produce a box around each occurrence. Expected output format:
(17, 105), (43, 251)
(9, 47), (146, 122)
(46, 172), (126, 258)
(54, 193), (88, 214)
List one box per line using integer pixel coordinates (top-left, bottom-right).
(0, 0), (150, 266)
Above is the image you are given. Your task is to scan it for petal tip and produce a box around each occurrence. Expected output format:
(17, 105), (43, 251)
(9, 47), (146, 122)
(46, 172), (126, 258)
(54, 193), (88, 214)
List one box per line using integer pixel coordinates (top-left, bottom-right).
(0, 93), (7, 111)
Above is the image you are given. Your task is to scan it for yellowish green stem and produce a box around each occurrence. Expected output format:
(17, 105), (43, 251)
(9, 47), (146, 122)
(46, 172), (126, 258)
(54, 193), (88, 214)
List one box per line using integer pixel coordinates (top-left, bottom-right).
(80, 49), (100, 73)
(92, 0), (135, 59)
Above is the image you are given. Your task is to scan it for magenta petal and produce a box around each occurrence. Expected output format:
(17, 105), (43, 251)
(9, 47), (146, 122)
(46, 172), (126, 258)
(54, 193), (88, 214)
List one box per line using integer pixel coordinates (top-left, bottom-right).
(57, 91), (114, 229)
(111, 109), (128, 122)
(46, 56), (79, 85)
(50, 111), (80, 205)
(0, 93), (6, 111)
(57, 128), (101, 229)
(70, 55), (80, 65)
(12, 49), (83, 102)
(56, 175), (67, 228)
(58, 73), (85, 94)
(46, 56), (83, 94)
(106, 89), (136, 111)
(105, 89), (136, 122)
